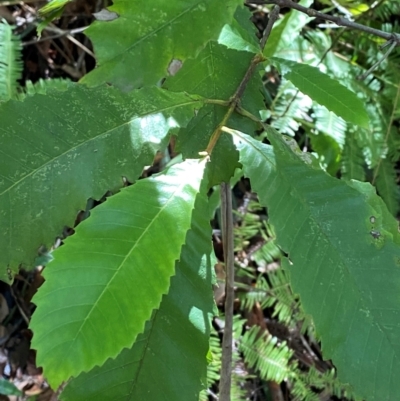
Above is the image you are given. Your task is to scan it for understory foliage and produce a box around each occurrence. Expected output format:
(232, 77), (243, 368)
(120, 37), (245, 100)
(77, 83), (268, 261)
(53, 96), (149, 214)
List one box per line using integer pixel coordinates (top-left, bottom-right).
(0, 0), (400, 400)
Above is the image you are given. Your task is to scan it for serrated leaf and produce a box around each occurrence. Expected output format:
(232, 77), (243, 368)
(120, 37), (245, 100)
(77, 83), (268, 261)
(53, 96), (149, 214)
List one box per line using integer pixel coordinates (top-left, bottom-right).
(0, 84), (203, 281)
(218, 6), (259, 54)
(81, 0), (243, 89)
(17, 78), (70, 100)
(231, 128), (400, 401)
(31, 158), (207, 387)
(272, 58), (369, 128)
(164, 41), (263, 185)
(264, 0), (313, 57)
(61, 185), (215, 401)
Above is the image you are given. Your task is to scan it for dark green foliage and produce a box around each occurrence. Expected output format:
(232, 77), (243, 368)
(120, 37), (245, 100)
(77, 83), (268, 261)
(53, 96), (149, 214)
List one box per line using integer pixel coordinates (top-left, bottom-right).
(0, 1), (399, 400)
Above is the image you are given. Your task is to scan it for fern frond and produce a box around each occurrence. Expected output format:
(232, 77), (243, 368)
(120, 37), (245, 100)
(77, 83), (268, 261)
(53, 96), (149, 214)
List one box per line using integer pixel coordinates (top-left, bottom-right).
(251, 237), (281, 269)
(374, 157), (400, 216)
(0, 20), (23, 102)
(16, 78), (70, 100)
(301, 367), (363, 401)
(199, 327), (221, 401)
(312, 104), (347, 148)
(241, 325), (293, 383)
(271, 81), (312, 137)
(341, 132), (366, 180)
(372, 0), (400, 21)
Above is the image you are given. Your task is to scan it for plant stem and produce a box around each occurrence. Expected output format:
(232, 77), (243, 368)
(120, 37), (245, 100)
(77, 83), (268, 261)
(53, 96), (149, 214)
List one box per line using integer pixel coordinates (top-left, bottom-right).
(205, 6), (280, 155)
(260, 5), (280, 50)
(219, 182), (235, 401)
(357, 40), (397, 80)
(250, 0), (400, 45)
(217, 9), (281, 400)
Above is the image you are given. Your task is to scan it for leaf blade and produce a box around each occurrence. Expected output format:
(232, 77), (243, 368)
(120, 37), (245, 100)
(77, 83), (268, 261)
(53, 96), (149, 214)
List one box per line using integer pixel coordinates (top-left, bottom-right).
(272, 58), (369, 128)
(232, 128), (400, 401)
(31, 158), (207, 387)
(61, 184), (215, 401)
(81, 0), (243, 89)
(0, 84), (202, 280)
(164, 41), (264, 185)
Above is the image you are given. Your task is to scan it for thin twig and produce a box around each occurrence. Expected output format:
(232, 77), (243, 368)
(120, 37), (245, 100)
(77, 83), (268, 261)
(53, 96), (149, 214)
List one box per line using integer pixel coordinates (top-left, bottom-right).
(219, 182), (235, 401)
(261, 5), (280, 50)
(205, 6), (280, 155)
(23, 27), (88, 46)
(357, 40), (397, 80)
(217, 9), (281, 400)
(249, 0), (400, 45)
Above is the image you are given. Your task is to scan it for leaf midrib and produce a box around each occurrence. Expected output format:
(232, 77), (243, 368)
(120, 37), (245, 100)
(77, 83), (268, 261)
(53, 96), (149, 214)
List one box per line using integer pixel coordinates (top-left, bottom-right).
(0, 98), (200, 197)
(64, 175), (190, 360)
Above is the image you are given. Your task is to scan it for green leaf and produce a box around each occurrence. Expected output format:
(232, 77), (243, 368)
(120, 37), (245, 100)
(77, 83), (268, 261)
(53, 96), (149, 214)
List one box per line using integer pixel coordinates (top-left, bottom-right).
(0, 84), (203, 281)
(0, 379), (23, 396)
(312, 104), (347, 148)
(164, 41), (263, 185)
(218, 6), (260, 54)
(37, 0), (73, 36)
(272, 58), (370, 128)
(61, 184), (215, 401)
(264, 0), (313, 58)
(232, 128), (400, 401)
(341, 133), (366, 181)
(241, 326), (293, 383)
(0, 20), (22, 102)
(308, 133), (341, 176)
(16, 78), (70, 100)
(81, 0), (242, 89)
(375, 158), (400, 216)
(31, 158), (207, 388)
(38, 0), (73, 17)
(37, 8), (65, 37)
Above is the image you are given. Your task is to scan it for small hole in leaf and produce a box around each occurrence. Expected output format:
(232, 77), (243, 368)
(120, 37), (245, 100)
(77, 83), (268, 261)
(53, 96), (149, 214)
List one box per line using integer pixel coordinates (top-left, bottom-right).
(167, 59), (182, 76)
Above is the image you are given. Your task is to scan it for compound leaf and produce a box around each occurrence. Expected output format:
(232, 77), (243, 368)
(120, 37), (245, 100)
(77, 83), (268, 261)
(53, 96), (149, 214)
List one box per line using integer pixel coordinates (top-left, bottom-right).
(61, 184), (215, 401)
(0, 21), (22, 102)
(31, 158), (207, 387)
(232, 128), (400, 401)
(0, 84), (202, 281)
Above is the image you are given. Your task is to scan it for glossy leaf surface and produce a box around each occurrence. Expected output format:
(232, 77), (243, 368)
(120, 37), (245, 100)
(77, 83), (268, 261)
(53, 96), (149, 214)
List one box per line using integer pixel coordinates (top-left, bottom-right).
(61, 186), (215, 401)
(232, 128), (400, 401)
(0, 84), (202, 281)
(30, 158), (207, 387)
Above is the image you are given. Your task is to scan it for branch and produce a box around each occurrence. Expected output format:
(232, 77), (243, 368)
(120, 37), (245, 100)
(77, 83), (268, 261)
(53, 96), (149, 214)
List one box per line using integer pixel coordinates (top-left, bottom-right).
(205, 5), (280, 155)
(216, 8), (281, 401)
(218, 182), (235, 401)
(248, 0), (400, 45)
